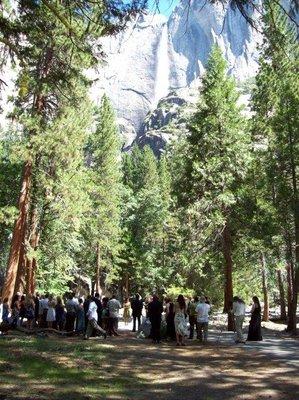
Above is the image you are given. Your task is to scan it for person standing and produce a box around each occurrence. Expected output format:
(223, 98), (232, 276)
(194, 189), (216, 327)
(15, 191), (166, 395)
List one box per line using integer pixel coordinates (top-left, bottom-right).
(46, 295), (56, 328)
(148, 294), (163, 344)
(19, 295), (26, 326)
(34, 293), (40, 326)
(232, 296), (246, 343)
(38, 295), (45, 327)
(123, 298), (131, 325)
(131, 294), (143, 332)
(41, 293), (49, 328)
(174, 295), (188, 346)
(165, 298), (175, 340)
(101, 297), (109, 331)
(11, 294), (20, 328)
(196, 296), (211, 343)
(247, 296), (263, 341)
(55, 296), (66, 331)
(24, 294), (35, 330)
(107, 295), (121, 335)
(84, 297), (107, 339)
(65, 293), (77, 332)
(76, 298), (85, 333)
(83, 295), (91, 330)
(187, 296), (199, 339)
(94, 293), (103, 327)
(2, 298), (10, 324)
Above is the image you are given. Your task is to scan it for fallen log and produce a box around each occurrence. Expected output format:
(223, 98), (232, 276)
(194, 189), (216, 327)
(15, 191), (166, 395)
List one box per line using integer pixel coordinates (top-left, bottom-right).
(15, 326), (78, 336)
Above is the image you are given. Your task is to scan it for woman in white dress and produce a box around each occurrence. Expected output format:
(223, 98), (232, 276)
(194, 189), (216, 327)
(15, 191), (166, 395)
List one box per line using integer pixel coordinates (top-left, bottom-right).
(46, 295), (56, 328)
(174, 294), (188, 346)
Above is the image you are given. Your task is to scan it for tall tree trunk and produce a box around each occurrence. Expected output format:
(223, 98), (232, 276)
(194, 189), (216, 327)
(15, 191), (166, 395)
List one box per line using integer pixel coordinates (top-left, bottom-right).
(1, 161), (32, 302)
(25, 207), (40, 294)
(277, 269), (287, 320)
(260, 252), (269, 322)
(290, 204), (299, 334)
(287, 116), (298, 334)
(286, 260), (294, 325)
(286, 241), (296, 332)
(14, 240), (26, 294)
(222, 223), (234, 331)
(124, 272), (129, 299)
(95, 243), (102, 295)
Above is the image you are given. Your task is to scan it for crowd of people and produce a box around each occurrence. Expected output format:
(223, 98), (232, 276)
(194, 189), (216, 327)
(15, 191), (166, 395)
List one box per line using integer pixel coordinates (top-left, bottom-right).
(0, 291), (263, 345)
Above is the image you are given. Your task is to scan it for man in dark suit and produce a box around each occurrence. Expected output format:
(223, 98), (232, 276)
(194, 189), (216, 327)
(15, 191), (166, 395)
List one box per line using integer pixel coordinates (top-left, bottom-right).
(148, 294), (163, 344)
(131, 294), (143, 332)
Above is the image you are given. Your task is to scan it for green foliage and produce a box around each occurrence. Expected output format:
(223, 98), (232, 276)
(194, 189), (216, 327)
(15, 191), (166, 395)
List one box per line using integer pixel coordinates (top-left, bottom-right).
(81, 94), (122, 286)
(119, 145), (177, 295)
(166, 285), (195, 301)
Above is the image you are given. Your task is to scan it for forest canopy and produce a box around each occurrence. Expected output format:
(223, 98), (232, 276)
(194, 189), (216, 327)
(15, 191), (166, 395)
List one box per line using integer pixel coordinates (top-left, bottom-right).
(0, 0), (298, 333)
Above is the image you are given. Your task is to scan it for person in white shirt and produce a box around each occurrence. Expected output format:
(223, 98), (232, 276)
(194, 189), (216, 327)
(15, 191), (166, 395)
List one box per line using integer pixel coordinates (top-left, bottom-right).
(195, 296), (211, 343)
(108, 295), (121, 336)
(232, 296), (246, 343)
(39, 294), (49, 328)
(84, 297), (107, 339)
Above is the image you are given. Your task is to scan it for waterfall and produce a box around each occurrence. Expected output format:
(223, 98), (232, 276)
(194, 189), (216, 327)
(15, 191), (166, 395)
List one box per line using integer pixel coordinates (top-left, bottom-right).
(153, 23), (170, 108)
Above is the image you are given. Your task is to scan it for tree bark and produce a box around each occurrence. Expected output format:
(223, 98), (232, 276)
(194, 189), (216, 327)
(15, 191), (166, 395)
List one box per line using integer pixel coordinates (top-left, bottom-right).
(277, 269), (287, 320)
(286, 260), (293, 322)
(222, 223), (234, 331)
(124, 272), (129, 299)
(95, 243), (102, 295)
(14, 240), (26, 294)
(25, 207), (40, 294)
(286, 244), (297, 331)
(260, 252), (269, 322)
(286, 122), (298, 334)
(1, 161), (32, 302)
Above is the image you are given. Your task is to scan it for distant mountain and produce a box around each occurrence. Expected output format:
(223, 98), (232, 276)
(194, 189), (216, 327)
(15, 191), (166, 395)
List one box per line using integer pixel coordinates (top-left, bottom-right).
(1, 1), (297, 150)
(89, 0), (264, 147)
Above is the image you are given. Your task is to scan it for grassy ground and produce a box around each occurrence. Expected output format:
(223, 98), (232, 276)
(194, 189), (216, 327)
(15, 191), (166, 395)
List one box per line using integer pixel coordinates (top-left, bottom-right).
(0, 330), (298, 400)
(0, 334), (146, 400)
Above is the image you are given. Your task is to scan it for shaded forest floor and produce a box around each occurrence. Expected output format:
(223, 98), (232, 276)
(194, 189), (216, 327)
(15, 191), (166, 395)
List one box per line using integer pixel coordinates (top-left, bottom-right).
(0, 323), (298, 400)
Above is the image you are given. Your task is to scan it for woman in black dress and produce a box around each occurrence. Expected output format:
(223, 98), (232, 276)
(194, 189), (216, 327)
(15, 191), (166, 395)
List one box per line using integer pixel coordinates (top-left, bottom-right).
(165, 298), (176, 340)
(247, 296), (263, 341)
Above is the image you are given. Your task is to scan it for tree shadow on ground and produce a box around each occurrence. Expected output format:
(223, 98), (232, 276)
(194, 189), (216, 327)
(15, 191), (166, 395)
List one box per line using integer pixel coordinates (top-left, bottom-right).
(0, 333), (298, 400)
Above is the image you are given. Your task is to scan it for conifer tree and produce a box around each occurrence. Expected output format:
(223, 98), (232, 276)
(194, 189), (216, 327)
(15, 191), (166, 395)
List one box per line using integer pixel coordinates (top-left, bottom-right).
(251, 1), (299, 333)
(83, 95), (122, 293)
(1, 0), (139, 300)
(33, 100), (93, 293)
(181, 46), (251, 330)
(120, 146), (174, 293)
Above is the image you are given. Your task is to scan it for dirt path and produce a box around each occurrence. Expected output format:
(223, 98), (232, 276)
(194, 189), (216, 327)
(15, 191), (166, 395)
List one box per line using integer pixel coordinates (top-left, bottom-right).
(100, 329), (299, 400)
(0, 325), (298, 400)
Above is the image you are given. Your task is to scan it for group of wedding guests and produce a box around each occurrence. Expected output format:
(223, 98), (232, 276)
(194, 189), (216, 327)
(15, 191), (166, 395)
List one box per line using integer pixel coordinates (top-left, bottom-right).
(0, 291), (122, 339)
(0, 291), (263, 344)
(144, 294), (211, 345)
(135, 293), (262, 345)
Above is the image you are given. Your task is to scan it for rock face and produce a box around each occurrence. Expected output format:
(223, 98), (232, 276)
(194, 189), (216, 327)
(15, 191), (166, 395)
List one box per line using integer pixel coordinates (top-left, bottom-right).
(89, 13), (169, 145)
(168, 0), (262, 87)
(136, 84), (198, 155)
(1, 1), (296, 148)
(136, 80), (253, 156)
(91, 0), (265, 146)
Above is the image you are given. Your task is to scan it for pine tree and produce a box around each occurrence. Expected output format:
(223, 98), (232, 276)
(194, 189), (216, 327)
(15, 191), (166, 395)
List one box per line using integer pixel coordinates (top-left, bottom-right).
(181, 46), (251, 330)
(83, 95), (122, 294)
(120, 146), (175, 294)
(33, 100), (93, 294)
(251, 1), (299, 333)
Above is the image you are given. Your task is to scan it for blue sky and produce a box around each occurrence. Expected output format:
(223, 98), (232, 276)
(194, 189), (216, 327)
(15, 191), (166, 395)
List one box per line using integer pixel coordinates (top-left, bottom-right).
(147, 0), (179, 17)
